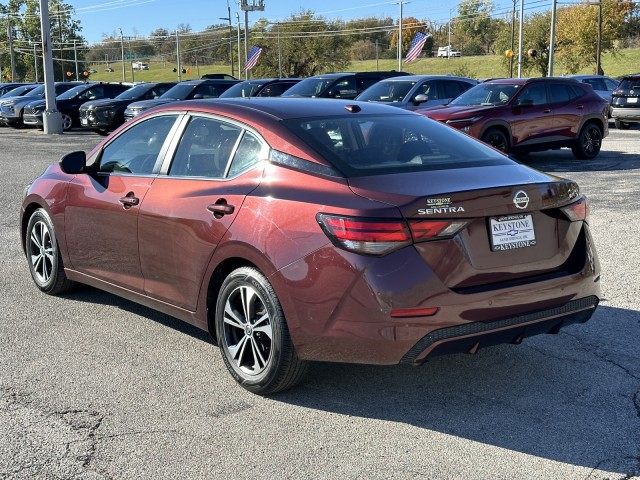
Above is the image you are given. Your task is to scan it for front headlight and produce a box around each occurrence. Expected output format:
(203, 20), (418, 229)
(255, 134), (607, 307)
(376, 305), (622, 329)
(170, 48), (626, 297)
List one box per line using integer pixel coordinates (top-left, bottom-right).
(446, 115), (483, 126)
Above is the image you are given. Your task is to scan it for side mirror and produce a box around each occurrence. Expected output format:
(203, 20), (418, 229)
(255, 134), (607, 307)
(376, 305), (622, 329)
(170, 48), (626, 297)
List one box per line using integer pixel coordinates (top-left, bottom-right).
(192, 93), (204, 99)
(59, 150), (86, 174)
(413, 94), (429, 105)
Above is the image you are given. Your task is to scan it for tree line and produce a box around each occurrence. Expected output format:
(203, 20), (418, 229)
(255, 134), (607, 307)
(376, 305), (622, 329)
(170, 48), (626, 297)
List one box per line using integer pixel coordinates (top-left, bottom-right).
(1, 0), (639, 82)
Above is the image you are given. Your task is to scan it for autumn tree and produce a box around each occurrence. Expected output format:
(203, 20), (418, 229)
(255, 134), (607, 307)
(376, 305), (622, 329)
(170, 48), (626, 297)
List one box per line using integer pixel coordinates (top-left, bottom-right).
(389, 16), (432, 60)
(555, 0), (633, 74)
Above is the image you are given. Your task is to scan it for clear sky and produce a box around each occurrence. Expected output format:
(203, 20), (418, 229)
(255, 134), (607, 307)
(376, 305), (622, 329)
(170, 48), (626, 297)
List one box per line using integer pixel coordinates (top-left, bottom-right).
(68, 0), (498, 44)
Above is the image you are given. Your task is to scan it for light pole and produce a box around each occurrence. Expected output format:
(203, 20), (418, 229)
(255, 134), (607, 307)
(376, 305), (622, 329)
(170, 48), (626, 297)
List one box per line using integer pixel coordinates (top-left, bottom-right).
(517, 0), (524, 78)
(548, 0), (557, 77)
(39, 0), (62, 133)
(119, 28), (126, 81)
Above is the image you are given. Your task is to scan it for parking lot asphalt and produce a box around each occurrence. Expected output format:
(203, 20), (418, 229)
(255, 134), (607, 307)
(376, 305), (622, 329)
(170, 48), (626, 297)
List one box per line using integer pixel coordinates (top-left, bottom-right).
(0, 125), (639, 480)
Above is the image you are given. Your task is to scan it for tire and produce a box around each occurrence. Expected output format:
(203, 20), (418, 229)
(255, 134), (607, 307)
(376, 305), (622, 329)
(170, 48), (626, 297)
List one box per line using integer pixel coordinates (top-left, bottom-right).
(26, 208), (75, 295)
(61, 113), (73, 131)
(215, 266), (307, 394)
(571, 123), (602, 159)
(614, 119), (631, 130)
(481, 128), (509, 153)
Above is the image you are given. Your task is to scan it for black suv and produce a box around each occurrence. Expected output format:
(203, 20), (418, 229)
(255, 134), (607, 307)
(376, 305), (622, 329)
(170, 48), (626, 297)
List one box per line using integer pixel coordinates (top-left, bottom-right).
(23, 82), (131, 131)
(281, 71), (410, 100)
(79, 81), (176, 134)
(123, 79), (238, 120)
(610, 73), (640, 129)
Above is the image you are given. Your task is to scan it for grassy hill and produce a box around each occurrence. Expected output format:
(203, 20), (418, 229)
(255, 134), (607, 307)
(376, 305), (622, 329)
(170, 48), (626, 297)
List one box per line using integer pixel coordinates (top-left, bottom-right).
(87, 48), (640, 83)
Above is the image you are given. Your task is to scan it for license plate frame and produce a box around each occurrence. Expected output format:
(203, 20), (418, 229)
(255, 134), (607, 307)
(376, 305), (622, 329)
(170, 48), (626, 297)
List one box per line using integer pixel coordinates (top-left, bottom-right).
(489, 214), (536, 252)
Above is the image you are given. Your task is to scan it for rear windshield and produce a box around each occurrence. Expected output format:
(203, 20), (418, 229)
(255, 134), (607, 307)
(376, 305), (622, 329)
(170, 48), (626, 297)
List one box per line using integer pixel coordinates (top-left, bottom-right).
(160, 83), (197, 99)
(357, 81), (416, 102)
(220, 81), (265, 98)
(281, 78), (336, 97)
(619, 77), (640, 90)
(281, 114), (513, 177)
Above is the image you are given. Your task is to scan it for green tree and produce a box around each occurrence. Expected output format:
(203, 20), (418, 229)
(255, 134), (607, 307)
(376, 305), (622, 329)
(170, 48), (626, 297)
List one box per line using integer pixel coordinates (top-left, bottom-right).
(248, 11), (350, 78)
(457, 0), (499, 53)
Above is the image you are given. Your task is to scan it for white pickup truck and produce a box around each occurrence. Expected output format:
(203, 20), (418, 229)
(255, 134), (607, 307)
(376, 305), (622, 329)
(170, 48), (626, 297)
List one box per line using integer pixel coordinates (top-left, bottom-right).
(437, 46), (461, 58)
(131, 61), (149, 70)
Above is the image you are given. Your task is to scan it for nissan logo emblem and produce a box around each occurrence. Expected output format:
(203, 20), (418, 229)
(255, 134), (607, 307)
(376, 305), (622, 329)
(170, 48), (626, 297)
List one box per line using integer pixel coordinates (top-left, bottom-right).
(513, 190), (529, 209)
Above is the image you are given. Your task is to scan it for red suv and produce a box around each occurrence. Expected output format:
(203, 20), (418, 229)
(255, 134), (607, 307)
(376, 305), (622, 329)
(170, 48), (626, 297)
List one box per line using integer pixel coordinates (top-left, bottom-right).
(417, 77), (609, 159)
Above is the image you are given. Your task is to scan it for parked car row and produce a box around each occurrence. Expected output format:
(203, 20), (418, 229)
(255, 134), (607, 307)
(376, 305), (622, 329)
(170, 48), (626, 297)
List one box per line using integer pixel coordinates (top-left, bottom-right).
(2, 72), (636, 161)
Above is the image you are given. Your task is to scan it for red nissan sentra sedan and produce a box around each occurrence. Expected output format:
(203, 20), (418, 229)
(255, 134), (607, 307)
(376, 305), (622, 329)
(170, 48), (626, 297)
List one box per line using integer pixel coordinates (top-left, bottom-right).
(21, 98), (601, 394)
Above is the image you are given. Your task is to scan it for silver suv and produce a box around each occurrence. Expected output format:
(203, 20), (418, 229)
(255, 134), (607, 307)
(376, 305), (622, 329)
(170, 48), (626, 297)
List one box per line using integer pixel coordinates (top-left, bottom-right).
(610, 73), (640, 129)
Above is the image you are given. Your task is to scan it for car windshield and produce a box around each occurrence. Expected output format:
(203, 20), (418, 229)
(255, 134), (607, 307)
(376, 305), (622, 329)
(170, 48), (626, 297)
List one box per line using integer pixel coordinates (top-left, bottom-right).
(281, 78), (336, 97)
(0, 85), (35, 98)
(449, 83), (521, 106)
(57, 84), (90, 100)
(115, 84), (152, 99)
(357, 81), (416, 102)
(25, 85), (46, 97)
(159, 83), (197, 99)
(281, 114), (512, 177)
(219, 81), (265, 98)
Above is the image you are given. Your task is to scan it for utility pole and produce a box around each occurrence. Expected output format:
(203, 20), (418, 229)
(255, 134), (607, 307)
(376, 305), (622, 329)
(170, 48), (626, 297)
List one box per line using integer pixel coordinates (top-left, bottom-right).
(236, 13), (242, 73)
(7, 13), (16, 81)
(73, 39), (79, 81)
(176, 30), (182, 81)
(119, 29), (126, 81)
(448, 8), (452, 60)
(277, 22), (282, 78)
(219, 0), (235, 77)
(548, 0), (557, 77)
(394, 2), (408, 71)
(239, 0), (265, 80)
(596, 1), (603, 75)
(33, 43), (39, 82)
(39, 0), (62, 133)
(517, 0), (524, 78)
(510, 0), (516, 77)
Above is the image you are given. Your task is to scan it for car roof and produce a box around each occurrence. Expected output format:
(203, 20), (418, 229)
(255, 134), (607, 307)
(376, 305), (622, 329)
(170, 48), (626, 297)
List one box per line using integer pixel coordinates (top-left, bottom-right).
(378, 75), (476, 82)
(155, 97), (417, 121)
(484, 77), (580, 85)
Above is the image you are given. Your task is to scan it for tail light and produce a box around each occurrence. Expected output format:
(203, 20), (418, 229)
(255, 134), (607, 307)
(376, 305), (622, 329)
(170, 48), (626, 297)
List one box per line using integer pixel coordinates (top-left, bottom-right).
(560, 196), (589, 222)
(612, 88), (622, 95)
(317, 214), (468, 256)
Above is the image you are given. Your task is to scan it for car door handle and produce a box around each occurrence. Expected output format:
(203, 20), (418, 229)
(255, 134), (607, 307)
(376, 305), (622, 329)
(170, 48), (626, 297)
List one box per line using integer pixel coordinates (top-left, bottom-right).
(207, 202), (235, 216)
(543, 109), (551, 113)
(119, 194), (139, 207)
(576, 104), (584, 110)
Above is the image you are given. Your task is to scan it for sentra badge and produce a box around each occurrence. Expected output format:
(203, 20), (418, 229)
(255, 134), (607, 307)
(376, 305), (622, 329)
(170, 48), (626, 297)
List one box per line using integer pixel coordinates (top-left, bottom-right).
(418, 197), (465, 215)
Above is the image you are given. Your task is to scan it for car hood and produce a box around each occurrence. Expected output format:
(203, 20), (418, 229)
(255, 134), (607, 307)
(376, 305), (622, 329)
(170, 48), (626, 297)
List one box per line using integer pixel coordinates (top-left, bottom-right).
(82, 98), (127, 109)
(25, 99), (46, 108)
(4, 94), (44, 107)
(127, 99), (174, 110)
(416, 104), (499, 121)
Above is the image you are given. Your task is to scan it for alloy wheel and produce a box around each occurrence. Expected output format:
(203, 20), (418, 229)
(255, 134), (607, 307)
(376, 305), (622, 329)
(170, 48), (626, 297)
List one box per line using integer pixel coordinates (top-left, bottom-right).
(582, 126), (602, 156)
(29, 220), (54, 284)
(222, 285), (273, 376)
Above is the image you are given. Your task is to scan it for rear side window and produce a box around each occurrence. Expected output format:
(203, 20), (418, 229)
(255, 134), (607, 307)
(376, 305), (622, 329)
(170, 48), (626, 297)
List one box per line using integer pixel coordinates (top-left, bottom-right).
(441, 80), (470, 99)
(549, 84), (579, 104)
(169, 117), (241, 178)
(282, 114), (512, 177)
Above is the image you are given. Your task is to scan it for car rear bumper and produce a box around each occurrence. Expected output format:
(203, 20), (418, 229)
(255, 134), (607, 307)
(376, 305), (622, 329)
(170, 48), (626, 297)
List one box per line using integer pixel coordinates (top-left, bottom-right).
(611, 107), (640, 122)
(276, 225), (601, 365)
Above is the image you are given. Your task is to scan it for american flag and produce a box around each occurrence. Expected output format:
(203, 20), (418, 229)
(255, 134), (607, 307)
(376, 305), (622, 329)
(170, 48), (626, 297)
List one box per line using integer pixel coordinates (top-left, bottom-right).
(404, 32), (430, 63)
(243, 46), (263, 71)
